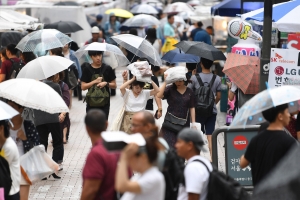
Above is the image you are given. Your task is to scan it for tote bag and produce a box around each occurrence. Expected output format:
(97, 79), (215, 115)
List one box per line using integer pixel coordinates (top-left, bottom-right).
(110, 92), (129, 131)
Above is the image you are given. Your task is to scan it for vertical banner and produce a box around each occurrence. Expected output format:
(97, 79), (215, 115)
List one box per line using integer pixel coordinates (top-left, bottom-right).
(268, 48), (300, 88)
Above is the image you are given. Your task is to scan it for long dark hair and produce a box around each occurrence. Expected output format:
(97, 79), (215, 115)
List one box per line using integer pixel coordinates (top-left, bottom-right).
(50, 47), (63, 57)
(21, 52), (36, 64)
(146, 28), (157, 45)
(0, 120), (10, 138)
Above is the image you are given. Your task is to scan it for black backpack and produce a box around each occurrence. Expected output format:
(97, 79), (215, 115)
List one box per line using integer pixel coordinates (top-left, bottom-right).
(66, 65), (78, 90)
(162, 149), (185, 200)
(0, 155), (12, 200)
(194, 74), (216, 117)
(192, 159), (250, 200)
(8, 59), (25, 79)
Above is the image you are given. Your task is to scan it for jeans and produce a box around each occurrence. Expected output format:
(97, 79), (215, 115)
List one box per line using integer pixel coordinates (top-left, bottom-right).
(36, 122), (64, 163)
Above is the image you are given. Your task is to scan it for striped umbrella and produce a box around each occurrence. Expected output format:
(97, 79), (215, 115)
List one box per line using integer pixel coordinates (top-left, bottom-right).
(241, 0), (300, 32)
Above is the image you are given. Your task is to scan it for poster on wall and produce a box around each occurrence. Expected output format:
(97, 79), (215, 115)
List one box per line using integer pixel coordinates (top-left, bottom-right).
(268, 48), (300, 88)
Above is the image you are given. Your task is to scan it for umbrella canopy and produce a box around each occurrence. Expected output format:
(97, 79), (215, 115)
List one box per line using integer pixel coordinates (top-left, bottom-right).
(0, 100), (19, 121)
(211, 0), (264, 17)
(241, 0), (300, 32)
(0, 9), (38, 25)
(111, 34), (162, 66)
(123, 14), (160, 27)
(251, 144), (300, 200)
(44, 21), (83, 34)
(130, 4), (158, 14)
(223, 53), (260, 94)
(17, 56), (74, 80)
(230, 86), (300, 127)
(0, 79), (69, 114)
(54, 1), (79, 6)
(105, 8), (133, 18)
(164, 2), (194, 13)
(175, 41), (226, 61)
(161, 49), (200, 64)
(74, 42), (130, 69)
(16, 29), (72, 52)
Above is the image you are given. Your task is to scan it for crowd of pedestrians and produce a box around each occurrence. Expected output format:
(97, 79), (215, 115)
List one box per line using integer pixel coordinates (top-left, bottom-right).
(0, 4), (299, 200)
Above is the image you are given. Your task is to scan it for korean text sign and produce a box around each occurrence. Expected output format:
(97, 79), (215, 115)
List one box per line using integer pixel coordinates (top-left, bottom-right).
(268, 48), (300, 88)
(225, 131), (257, 186)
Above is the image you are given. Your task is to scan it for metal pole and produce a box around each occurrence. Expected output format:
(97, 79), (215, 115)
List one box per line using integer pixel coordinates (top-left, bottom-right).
(259, 0), (273, 91)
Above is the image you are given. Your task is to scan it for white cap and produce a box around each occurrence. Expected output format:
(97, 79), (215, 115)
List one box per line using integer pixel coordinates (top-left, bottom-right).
(91, 26), (100, 33)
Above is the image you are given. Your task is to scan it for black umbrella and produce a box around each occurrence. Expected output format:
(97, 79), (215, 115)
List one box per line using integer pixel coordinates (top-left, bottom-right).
(44, 21), (83, 34)
(54, 1), (79, 6)
(252, 144), (300, 200)
(174, 41), (226, 61)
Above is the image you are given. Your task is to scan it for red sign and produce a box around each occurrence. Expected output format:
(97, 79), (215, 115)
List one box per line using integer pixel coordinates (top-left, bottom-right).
(232, 135), (248, 150)
(288, 34), (300, 50)
(274, 66), (284, 76)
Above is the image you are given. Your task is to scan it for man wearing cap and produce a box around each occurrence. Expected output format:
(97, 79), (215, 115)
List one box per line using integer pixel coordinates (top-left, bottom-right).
(90, 14), (106, 39)
(85, 26), (104, 45)
(176, 128), (212, 200)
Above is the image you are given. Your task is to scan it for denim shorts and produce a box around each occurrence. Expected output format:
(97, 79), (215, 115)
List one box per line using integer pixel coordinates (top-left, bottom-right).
(196, 114), (217, 135)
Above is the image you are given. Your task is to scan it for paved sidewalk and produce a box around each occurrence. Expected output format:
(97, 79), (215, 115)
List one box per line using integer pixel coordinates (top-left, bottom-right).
(29, 67), (226, 199)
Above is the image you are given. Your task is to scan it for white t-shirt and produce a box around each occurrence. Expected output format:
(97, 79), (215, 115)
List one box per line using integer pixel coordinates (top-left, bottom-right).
(10, 124), (25, 156)
(122, 89), (151, 112)
(121, 167), (165, 200)
(0, 137), (21, 195)
(177, 155), (212, 200)
(64, 52), (70, 60)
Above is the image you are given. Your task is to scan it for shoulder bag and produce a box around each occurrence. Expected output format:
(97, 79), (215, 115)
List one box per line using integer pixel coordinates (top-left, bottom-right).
(162, 111), (189, 133)
(110, 91), (129, 131)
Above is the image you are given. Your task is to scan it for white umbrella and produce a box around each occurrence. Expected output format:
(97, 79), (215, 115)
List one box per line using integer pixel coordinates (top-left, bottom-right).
(0, 9), (38, 25)
(16, 29), (72, 52)
(0, 79), (69, 114)
(123, 14), (160, 27)
(111, 34), (162, 66)
(0, 100), (19, 121)
(164, 2), (194, 13)
(230, 86), (300, 127)
(130, 4), (158, 14)
(74, 42), (130, 69)
(17, 56), (73, 80)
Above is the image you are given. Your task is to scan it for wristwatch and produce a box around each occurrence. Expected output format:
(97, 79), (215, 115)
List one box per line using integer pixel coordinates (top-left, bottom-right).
(158, 108), (162, 112)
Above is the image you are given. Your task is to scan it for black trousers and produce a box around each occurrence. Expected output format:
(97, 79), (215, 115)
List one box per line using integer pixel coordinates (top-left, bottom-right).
(86, 104), (110, 120)
(36, 122), (64, 164)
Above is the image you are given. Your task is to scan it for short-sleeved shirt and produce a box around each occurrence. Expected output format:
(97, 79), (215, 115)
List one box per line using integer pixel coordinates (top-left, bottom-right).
(145, 76), (159, 110)
(194, 30), (212, 45)
(81, 63), (116, 84)
(82, 139), (119, 200)
(164, 23), (175, 37)
(244, 130), (296, 186)
(121, 166), (165, 200)
(188, 73), (221, 114)
(177, 155), (212, 200)
(190, 28), (203, 40)
(122, 89), (152, 112)
(0, 58), (21, 80)
(0, 137), (20, 195)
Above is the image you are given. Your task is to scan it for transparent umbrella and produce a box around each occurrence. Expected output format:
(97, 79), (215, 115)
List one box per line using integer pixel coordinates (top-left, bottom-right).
(111, 34), (162, 66)
(130, 4), (158, 14)
(122, 14), (160, 27)
(230, 86), (300, 127)
(0, 79), (69, 114)
(74, 42), (130, 69)
(17, 56), (73, 80)
(16, 29), (72, 52)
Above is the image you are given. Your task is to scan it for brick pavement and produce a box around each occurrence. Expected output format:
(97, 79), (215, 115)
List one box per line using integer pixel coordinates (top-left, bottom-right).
(29, 67), (226, 199)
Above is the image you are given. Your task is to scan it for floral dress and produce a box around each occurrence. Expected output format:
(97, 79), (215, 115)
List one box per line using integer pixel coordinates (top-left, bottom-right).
(160, 85), (195, 148)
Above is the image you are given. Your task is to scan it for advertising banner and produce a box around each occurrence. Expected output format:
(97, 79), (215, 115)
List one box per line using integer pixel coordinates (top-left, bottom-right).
(268, 48), (300, 88)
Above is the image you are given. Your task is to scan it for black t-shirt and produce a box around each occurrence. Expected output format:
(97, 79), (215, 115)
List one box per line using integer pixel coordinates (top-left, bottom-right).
(145, 76), (159, 110)
(244, 130), (296, 186)
(81, 63), (116, 84)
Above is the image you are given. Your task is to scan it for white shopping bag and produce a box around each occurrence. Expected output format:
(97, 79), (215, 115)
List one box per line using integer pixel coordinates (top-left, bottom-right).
(190, 122), (204, 138)
(20, 145), (59, 183)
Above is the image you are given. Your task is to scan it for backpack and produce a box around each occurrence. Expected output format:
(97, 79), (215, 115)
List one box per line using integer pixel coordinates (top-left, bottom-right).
(84, 65), (110, 107)
(194, 74), (216, 117)
(162, 149), (185, 200)
(8, 59), (24, 79)
(66, 65), (78, 90)
(192, 159), (250, 200)
(0, 155), (12, 200)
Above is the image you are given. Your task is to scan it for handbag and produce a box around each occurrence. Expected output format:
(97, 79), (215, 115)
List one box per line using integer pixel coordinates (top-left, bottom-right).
(66, 65), (78, 90)
(110, 92), (129, 131)
(162, 111), (188, 133)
